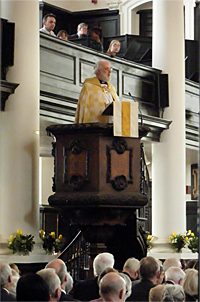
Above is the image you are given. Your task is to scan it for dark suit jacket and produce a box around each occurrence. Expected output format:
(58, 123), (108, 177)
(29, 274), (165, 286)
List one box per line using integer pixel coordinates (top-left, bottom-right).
(73, 277), (99, 302)
(68, 33), (79, 40)
(1, 288), (16, 301)
(126, 279), (155, 302)
(60, 290), (79, 301)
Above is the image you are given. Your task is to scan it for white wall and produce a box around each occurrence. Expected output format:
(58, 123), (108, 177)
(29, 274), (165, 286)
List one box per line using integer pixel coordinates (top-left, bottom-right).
(40, 157), (54, 205)
(42, 0), (109, 11)
(0, 0), (40, 241)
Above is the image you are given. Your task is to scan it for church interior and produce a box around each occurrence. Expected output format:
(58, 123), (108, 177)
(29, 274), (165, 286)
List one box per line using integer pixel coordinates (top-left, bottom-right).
(0, 0), (199, 281)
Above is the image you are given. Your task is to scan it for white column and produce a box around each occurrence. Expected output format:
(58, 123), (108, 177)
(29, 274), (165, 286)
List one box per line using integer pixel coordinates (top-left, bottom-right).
(184, 0), (196, 40)
(0, 0), (49, 261)
(149, 0), (189, 259)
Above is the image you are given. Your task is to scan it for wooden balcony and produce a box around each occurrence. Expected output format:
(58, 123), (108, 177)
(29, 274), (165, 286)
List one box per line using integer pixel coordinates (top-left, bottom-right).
(40, 33), (199, 155)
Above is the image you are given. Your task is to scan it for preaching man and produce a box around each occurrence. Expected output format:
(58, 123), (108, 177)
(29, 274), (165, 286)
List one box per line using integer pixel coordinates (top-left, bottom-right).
(74, 60), (119, 123)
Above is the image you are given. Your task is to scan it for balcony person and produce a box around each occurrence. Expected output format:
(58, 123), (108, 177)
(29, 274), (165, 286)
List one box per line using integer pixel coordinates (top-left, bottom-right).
(69, 23), (88, 39)
(40, 13), (56, 36)
(106, 40), (121, 57)
(57, 30), (68, 41)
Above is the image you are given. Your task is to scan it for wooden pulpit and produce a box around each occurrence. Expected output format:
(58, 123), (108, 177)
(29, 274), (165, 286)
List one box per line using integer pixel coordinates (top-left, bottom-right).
(46, 123), (149, 268)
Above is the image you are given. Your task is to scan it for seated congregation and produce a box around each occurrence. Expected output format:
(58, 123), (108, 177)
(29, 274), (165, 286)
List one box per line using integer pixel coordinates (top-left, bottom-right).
(0, 254), (198, 302)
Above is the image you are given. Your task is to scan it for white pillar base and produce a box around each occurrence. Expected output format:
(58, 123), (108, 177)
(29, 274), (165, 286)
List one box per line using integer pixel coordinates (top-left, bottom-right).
(147, 237), (198, 260)
(0, 242), (56, 263)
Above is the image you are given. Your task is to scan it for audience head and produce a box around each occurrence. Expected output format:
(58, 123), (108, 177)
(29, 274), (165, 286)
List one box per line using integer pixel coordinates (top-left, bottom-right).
(185, 259), (198, 270)
(0, 261), (12, 290)
(123, 257), (140, 280)
(180, 259), (186, 271)
(99, 272), (126, 302)
(42, 13), (56, 32)
(156, 260), (165, 285)
(90, 26), (102, 41)
(37, 268), (61, 302)
(9, 263), (20, 275)
(107, 40), (121, 56)
(45, 258), (67, 286)
(93, 252), (115, 276)
(163, 258), (182, 272)
(9, 268), (20, 298)
(94, 60), (112, 82)
(16, 273), (50, 301)
(182, 268), (198, 298)
(118, 272), (132, 299)
(57, 30), (68, 40)
(165, 267), (185, 285)
(139, 256), (159, 283)
(65, 272), (74, 294)
(77, 22), (88, 36)
(149, 284), (165, 302)
(162, 284), (185, 302)
(98, 267), (118, 285)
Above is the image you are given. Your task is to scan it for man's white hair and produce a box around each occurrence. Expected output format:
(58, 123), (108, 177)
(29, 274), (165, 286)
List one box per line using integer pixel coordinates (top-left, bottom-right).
(9, 269), (20, 297)
(37, 268), (61, 298)
(165, 266), (185, 283)
(0, 262), (12, 287)
(94, 60), (110, 75)
(93, 252), (115, 276)
(65, 272), (73, 294)
(123, 257), (140, 274)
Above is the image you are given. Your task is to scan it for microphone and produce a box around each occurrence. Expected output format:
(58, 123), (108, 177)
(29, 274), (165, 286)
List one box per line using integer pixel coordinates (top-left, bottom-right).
(128, 92), (143, 125)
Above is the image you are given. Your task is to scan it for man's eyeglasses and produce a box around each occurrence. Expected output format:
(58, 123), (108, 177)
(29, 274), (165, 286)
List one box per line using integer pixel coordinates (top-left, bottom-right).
(102, 67), (113, 72)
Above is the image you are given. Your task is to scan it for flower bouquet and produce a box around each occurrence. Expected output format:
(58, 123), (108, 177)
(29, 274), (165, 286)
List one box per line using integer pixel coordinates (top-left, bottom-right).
(39, 230), (63, 254)
(8, 229), (35, 255)
(169, 230), (198, 253)
(146, 234), (153, 249)
(186, 230), (198, 253)
(169, 232), (187, 252)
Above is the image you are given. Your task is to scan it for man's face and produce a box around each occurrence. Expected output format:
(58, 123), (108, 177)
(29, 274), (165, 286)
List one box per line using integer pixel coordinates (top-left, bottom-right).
(44, 17), (56, 32)
(79, 26), (88, 35)
(97, 62), (112, 82)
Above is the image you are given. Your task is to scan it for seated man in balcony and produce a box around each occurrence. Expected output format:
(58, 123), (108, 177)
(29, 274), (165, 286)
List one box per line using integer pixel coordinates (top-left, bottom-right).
(74, 60), (119, 124)
(40, 13), (56, 36)
(69, 23), (88, 39)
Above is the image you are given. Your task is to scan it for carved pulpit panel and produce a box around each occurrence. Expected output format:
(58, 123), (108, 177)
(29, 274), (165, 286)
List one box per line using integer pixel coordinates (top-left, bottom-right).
(63, 140), (89, 190)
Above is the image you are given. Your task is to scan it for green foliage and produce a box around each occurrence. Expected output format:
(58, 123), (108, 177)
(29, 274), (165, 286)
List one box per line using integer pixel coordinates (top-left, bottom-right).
(39, 230), (63, 254)
(8, 229), (35, 255)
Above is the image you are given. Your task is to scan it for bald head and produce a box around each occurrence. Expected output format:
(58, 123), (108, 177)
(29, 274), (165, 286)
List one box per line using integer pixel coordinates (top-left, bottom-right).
(163, 258), (182, 272)
(99, 272), (126, 302)
(46, 259), (67, 285)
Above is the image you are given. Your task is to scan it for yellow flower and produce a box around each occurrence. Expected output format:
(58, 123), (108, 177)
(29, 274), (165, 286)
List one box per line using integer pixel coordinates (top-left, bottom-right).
(9, 241), (12, 245)
(51, 232), (55, 239)
(17, 229), (23, 235)
(191, 233), (194, 237)
(58, 234), (62, 241)
(185, 237), (188, 242)
(39, 230), (45, 237)
(10, 235), (14, 241)
(173, 232), (176, 237)
(188, 230), (191, 234)
(169, 236), (172, 240)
